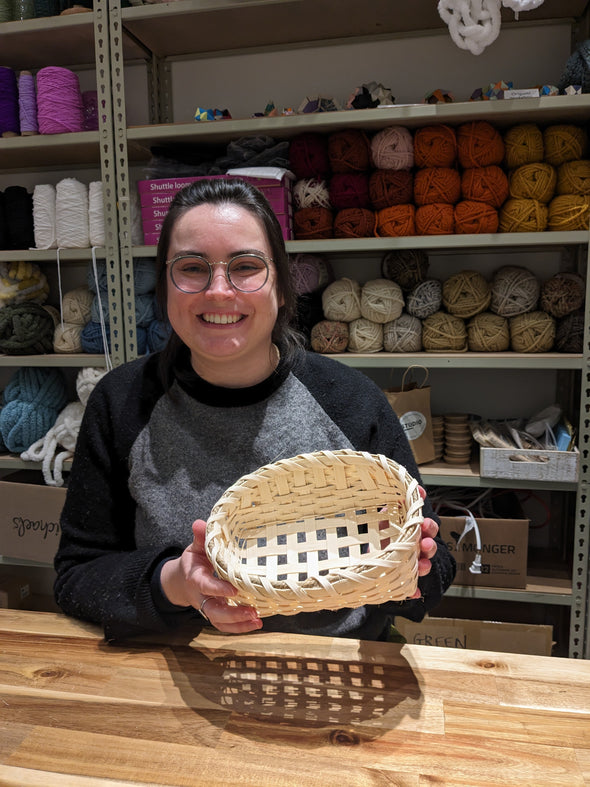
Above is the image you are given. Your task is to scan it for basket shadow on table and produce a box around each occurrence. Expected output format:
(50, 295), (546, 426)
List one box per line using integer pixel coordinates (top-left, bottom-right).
(160, 628), (423, 745)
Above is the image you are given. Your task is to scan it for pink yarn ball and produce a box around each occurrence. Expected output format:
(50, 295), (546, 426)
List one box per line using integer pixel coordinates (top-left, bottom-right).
(370, 126), (414, 170)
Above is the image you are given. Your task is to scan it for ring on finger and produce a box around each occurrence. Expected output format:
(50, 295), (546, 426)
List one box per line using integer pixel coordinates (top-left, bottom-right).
(198, 596), (215, 621)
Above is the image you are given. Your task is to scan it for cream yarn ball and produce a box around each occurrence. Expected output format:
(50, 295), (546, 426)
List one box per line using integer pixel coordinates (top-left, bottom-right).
(62, 286), (94, 325)
(53, 322), (83, 353)
(322, 278), (362, 322)
(383, 314), (422, 352)
(348, 318), (383, 352)
(360, 278), (404, 323)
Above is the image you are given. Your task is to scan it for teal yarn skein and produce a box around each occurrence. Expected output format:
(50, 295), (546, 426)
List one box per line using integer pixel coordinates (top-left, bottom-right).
(0, 367), (68, 453)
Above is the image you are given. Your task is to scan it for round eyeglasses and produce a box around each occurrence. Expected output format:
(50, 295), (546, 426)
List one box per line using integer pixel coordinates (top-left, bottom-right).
(166, 253), (271, 294)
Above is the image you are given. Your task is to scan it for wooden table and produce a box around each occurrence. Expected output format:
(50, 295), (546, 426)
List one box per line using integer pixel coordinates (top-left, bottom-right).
(1, 609), (589, 786)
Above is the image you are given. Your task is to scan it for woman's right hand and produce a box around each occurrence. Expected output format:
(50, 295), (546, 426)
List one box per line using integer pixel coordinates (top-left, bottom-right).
(160, 519), (262, 633)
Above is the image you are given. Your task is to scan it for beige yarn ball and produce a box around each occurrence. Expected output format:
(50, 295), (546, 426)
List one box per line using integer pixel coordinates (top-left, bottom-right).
(467, 312), (510, 352)
(310, 320), (349, 353)
(491, 265), (540, 317)
(293, 178), (331, 209)
(557, 160), (590, 195)
(54, 322), (83, 353)
(383, 314), (422, 352)
(322, 278), (362, 322)
(442, 270), (491, 318)
(422, 311), (468, 352)
(347, 318), (384, 353)
(406, 279), (442, 318)
(510, 311), (556, 352)
(360, 278), (404, 324)
(62, 286), (94, 325)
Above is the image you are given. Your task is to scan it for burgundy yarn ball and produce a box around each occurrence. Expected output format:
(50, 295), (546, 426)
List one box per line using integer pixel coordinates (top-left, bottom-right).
(329, 173), (371, 210)
(369, 169), (414, 209)
(289, 132), (330, 179)
(328, 128), (371, 173)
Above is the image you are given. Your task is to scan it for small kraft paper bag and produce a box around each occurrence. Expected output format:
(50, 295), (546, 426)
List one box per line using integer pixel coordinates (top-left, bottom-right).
(385, 366), (435, 465)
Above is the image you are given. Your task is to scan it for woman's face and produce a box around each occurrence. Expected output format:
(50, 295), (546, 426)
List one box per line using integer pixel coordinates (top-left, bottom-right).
(166, 202), (283, 386)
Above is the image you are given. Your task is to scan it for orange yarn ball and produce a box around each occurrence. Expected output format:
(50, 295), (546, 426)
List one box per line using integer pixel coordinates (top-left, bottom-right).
(503, 123), (544, 169)
(454, 200), (499, 234)
(369, 169), (414, 209)
(334, 208), (376, 238)
(375, 204), (416, 237)
(557, 160), (590, 195)
(548, 194), (590, 231)
(293, 207), (333, 239)
(328, 128), (371, 173)
(544, 125), (588, 167)
(499, 198), (548, 232)
(415, 203), (455, 235)
(414, 124), (457, 168)
(414, 167), (461, 205)
(461, 165), (509, 208)
(457, 120), (505, 168)
(509, 163), (556, 203)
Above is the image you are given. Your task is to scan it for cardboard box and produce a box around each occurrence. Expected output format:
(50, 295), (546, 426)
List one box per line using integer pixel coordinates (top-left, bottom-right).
(395, 616), (553, 656)
(439, 515), (529, 589)
(0, 472), (66, 564)
(0, 576), (31, 608)
(480, 446), (579, 483)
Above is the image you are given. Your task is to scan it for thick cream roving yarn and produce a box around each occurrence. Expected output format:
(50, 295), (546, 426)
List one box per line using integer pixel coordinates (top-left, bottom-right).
(20, 366), (107, 486)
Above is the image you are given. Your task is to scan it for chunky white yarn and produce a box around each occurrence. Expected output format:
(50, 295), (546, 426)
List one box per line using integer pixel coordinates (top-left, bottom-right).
(56, 178), (90, 248)
(322, 278), (362, 322)
(32, 184), (57, 249)
(88, 181), (105, 247)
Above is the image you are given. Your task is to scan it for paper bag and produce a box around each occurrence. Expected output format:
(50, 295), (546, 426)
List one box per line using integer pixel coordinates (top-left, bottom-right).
(385, 366), (435, 465)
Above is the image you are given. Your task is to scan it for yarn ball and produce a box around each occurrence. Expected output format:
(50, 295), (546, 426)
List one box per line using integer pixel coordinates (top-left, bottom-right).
(76, 367), (107, 406)
(293, 178), (331, 209)
(369, 169), (413, 209)
(0, 260), (49, 308)
(321, 277), (362, 322)
(333, 208), (376, 238)
(53, 322), (83, 353)
(91, 292), (110, 324)
(414, 124), (457, 168)
(81, 321), (148, 355)
(328, 128), (371, 173)
(422, 311), (468, 352)
(347, 318), (383, 353)
(406, 279), (442, 318)
(328, 173), (370, 209)
(61, 286), (93, 325)
(557, 160), (590, 195)
(383, 314), (422, 352)
(293, 207), (333, 240)
(555, 309), (584, 353)
(503, 123), (544, 169)
(509, 163), (556, 203)
(457, 121), (505, 168)
(147, 319), (172, 353)
(381, 249), (429, 291)
(370, 126), (414, 170)
(0, 367), (68, 454)
(461, 166), (509, 208)
(414, 167), (461, 205)
(539, 272), (585, 318)
(491, 265), (540, 317)
(442, 270), (491, 318)
(454, 200), (499, 234)
(310, 320), (349, 353)
(510, 311), (556, 352)
(543, 124), (588, 167)
(289, 132), (330, 178)
(360, 278), (404, 323)
(499, 198), (548, 232)
(290, 253), (333, 295)
(88, 256), (157, 296)
(134, 293), (157, 328)
(375, 204), (415, 237)
(467, 312), (510, 352)
(0, 302), (54, 354)
(415, 203), (454, 235)
(548, 194), (590, 231)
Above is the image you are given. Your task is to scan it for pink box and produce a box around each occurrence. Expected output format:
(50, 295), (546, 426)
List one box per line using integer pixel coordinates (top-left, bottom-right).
(139, 191), (177, 208)
(143, 232), (161, 246)
(141, 205), (170, 221)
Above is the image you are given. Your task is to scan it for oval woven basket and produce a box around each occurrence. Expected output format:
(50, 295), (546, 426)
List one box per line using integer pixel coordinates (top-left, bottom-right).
(205, 449), (423, 617)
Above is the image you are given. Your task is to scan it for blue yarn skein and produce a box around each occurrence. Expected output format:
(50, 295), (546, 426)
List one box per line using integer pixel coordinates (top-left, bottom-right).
(90, 291), (110, 324)
(81, 321), (147, 354)
(90, 292), (155, 327)
(87, 257), (157, 295)
(0, 367), (68, 453)
(147, 318), (172, 353)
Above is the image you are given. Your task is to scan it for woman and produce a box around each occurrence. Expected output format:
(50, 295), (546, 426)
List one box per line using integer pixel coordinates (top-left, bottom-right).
(54, 178), (455, 642)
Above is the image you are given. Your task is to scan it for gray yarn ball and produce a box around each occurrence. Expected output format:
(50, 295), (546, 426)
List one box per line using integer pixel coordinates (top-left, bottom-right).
(406, 279), (442, 319)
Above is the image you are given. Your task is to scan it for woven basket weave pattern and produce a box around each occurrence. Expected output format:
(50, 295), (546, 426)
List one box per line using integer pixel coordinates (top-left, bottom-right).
(205, 450), (423, 616)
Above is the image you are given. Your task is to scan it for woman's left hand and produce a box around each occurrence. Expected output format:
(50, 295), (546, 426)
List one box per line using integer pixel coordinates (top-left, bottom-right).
(408, 485), (439, 600)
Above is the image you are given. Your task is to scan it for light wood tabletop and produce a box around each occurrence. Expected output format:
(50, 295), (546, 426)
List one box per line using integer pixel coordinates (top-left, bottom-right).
(0, 609), (589, 786)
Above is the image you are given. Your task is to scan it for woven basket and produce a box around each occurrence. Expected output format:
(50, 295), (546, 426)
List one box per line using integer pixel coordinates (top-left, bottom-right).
(205, 449), (423, 617)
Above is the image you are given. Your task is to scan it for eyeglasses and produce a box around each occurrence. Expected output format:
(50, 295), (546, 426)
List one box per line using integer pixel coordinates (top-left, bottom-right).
(166, 253), (271, 294)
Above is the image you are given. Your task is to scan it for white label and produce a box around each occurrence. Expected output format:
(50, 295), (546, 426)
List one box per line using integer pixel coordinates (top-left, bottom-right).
(399, 411), (427, 441)
(503, 88), (540, 100)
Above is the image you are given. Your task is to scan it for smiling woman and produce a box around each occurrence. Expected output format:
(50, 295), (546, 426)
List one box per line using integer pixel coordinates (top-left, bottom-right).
(53, 178), (455, 644)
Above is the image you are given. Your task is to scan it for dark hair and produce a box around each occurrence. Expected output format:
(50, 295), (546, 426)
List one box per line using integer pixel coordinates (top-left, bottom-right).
(154, 177), (303, 386)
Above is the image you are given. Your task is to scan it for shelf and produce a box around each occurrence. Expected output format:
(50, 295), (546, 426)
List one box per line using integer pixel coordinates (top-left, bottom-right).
(0, 354), (108, 368)
(419, 459), (577, 492)
(333, 352), (584, 370)
(0, 248), (106, 263)
(446, 574), (572, 605)
(0, 453), (72, 471)
(120, 0), (584, 59)
(0, 13), (98, 70)
(0, 131), (103, 172)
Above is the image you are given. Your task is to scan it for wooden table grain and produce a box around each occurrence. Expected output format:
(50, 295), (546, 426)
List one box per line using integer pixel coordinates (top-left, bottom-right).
(0, 609), (589, 786)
